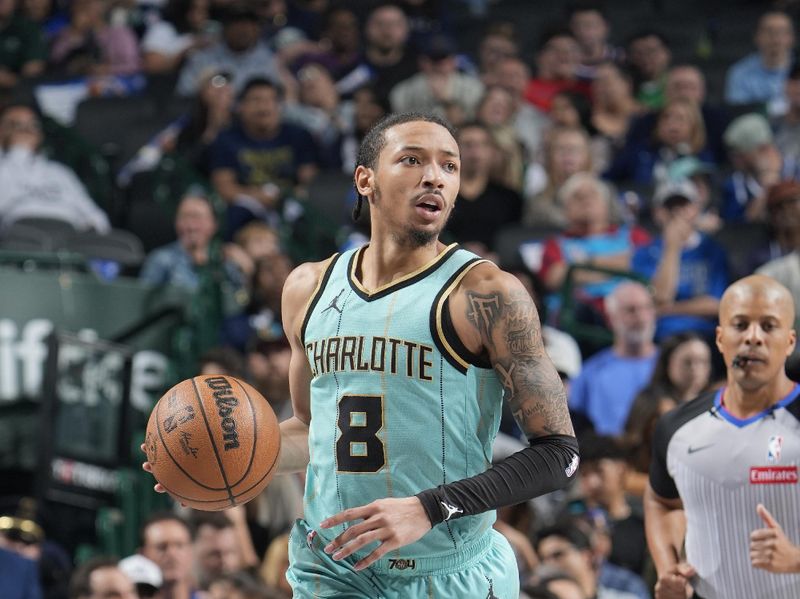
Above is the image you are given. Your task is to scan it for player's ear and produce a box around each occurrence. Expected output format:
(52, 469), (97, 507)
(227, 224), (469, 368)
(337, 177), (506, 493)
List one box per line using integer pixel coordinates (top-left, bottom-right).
(787, 328), (796, 357)
(354, 165), (374, 199)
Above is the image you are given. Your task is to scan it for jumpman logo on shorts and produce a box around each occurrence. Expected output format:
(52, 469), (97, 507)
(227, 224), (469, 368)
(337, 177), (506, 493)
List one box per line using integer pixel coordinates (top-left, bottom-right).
(321, 288), (345, 315)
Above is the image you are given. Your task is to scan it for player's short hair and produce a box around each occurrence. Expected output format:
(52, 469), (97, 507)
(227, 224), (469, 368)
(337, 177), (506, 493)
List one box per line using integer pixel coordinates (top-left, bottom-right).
(69, 556), (120, 599)
(356, 112), (456, 171)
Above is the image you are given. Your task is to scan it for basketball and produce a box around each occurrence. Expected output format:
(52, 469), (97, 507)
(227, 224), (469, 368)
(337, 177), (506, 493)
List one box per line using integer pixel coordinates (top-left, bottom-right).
(144, 375), (281, 511)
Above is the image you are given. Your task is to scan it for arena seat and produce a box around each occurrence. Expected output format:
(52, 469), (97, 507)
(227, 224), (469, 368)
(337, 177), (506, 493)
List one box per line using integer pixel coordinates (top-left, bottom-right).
(73, 96), (166, 172)
(8, 217), (77, 247)
(0, 223), (57, 252)
(64, 229), (146, 268)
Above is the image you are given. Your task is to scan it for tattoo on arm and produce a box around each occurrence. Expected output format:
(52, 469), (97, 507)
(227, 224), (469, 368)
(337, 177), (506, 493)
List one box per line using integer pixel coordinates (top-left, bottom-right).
(466, 289), (573, 438)
(467, 293), (501, 337)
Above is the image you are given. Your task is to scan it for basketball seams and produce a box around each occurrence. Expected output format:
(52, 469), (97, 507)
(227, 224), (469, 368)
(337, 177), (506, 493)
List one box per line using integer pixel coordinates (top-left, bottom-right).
(159, 455), (280, 506)
(153, 391), (228, 492)
(191, 377), (237, 507)
(157, 481), (230, 509)
(229, 446), (280, 499)
(148, 376), (280, 510)
(226, 378), (259, 488)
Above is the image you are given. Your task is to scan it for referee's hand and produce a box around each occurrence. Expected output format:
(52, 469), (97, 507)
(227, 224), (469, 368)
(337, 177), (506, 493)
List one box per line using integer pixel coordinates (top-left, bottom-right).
(655, 562), (695, 599)
(750, 503), (800, 573)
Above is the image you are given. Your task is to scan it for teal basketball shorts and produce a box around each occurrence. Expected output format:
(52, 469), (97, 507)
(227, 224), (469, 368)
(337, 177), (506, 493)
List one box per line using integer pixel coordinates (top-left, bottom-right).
(286, 518), (520, 598)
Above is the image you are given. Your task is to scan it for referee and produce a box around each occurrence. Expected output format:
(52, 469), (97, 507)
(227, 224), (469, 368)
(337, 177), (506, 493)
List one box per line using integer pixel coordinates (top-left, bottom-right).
(645, 274), (800, 599)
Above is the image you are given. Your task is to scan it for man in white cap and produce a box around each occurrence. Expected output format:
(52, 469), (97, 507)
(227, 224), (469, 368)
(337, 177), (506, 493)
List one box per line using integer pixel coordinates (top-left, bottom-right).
(119, 554), (162, 599)
(68, 557), (137, 599)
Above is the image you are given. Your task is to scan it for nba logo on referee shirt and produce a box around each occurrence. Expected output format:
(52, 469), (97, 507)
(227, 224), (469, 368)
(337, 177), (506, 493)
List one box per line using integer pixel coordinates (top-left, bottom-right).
(767, 435), (783, 463)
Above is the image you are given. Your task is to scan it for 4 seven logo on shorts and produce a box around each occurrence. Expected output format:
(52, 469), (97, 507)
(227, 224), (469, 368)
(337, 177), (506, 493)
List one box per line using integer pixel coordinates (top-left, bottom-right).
(388, 559), (415, 570)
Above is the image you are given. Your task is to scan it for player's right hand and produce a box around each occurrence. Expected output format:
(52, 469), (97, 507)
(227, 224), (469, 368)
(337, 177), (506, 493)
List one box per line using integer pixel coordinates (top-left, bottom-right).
(140, 442), (167, 494)
(655, 562), (695, 599)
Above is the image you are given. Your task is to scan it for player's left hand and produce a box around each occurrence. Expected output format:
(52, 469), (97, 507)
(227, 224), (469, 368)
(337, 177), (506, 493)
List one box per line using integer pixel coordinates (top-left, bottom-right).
(320, 497), (432, 570)
(750, 503), (800, 573)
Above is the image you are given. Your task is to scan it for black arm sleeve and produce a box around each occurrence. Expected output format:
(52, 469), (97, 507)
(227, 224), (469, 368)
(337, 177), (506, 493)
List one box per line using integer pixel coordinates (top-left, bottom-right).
(415, 434), (579, 525)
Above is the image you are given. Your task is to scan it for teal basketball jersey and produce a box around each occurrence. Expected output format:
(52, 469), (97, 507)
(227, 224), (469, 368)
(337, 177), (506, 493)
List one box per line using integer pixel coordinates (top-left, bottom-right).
(300, 243), (505, 563)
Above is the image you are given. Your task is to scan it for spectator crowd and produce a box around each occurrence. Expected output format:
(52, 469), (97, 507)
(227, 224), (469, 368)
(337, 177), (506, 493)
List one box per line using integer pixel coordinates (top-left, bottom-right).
(2, 0), (800, 597)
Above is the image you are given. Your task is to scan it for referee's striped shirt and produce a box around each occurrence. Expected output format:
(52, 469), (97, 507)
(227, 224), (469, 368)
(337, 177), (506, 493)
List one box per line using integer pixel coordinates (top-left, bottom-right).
(650, 387), (800, 599)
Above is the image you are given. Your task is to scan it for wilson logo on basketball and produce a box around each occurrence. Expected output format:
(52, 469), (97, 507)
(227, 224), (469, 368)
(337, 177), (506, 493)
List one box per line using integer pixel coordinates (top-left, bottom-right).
(205, 376), (241, 450)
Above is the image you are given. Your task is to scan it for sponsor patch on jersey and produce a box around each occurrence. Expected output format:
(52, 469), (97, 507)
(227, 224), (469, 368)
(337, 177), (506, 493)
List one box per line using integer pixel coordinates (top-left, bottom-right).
(767, 435), (783, 464)
(749, 466), (798, 484)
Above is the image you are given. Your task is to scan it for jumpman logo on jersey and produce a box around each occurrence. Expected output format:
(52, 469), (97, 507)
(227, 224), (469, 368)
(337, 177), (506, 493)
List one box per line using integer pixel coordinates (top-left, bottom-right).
(440, 501), (463, 521)
(321, 288), (345, 315)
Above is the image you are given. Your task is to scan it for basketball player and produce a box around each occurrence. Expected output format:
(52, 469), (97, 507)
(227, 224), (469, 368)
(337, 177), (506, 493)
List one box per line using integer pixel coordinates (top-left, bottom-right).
(646, 274), (800, 599)
(278, 112), (579, 597)
(146, 112), (578, 597)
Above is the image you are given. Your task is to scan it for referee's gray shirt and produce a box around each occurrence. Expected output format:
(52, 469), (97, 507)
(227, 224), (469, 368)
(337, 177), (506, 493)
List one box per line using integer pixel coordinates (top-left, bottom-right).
(650, 386), (800, 599)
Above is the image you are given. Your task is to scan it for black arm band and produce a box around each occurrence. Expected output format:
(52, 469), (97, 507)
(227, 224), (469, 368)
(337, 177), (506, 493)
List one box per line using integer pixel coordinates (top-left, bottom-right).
(415, 434), (579, 525)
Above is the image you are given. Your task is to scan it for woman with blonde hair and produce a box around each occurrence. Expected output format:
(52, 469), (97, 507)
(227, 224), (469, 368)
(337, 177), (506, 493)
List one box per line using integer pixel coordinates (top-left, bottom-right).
(606, 97), (716, 185)
(476, 85), (527, 192)
(523, 125), (594, 228)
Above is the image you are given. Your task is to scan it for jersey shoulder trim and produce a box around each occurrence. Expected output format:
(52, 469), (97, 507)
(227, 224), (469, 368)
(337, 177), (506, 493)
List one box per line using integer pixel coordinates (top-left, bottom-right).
(430, 258), (492, 374)
(299, 253), (341, 346)
(656, 390), (717, 445)
(346, 243), (460, 301)
(650, 391), (716, 500)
